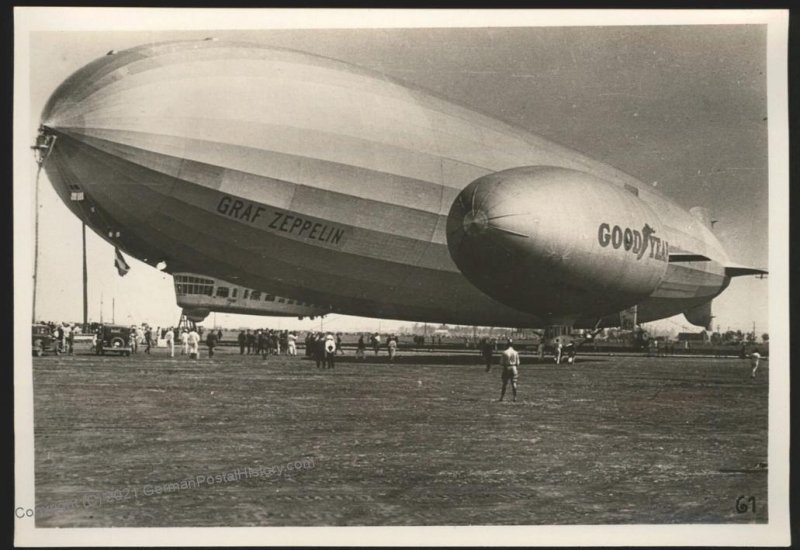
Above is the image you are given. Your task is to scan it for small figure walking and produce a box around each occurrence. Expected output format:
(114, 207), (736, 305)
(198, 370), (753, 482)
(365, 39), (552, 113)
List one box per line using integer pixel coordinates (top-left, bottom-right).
(499, 339), (520, 402)
(750, 350), (762, 379)
(206, 330), (218, 358)
(356, 334), (366, 359)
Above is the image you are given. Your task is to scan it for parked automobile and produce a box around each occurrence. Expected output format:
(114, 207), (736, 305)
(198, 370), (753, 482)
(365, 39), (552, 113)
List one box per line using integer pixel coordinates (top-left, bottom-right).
(32, 324), (55, 357)
(94, 324), (133, 356)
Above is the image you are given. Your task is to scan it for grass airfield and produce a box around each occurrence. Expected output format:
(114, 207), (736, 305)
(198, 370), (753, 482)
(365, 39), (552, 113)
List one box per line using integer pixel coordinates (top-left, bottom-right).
(32, 347), (768, 526)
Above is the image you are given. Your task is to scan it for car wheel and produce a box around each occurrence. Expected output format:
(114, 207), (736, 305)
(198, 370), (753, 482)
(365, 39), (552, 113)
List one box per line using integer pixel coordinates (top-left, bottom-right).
(111, 337), (125, 348)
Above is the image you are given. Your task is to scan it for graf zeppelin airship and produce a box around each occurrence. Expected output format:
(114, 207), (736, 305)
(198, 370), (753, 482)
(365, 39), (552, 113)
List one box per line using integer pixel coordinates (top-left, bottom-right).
(37, 39), (766, 330)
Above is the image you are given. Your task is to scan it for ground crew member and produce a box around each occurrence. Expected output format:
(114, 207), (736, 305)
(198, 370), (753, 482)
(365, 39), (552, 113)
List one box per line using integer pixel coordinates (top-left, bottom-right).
(388, 336), (398, 361)
(499, 339), (520, 402)
(237, 330), (246, 354)
(245, 329), (254, 354)
(336, 333), (344, 355)
(206, 330), (218, 358)
(165, 327), (175, 357)
(66, 324), (75, 355)
(324, 333), (336, 369)
(187, 328), (200, 359)
(356, 334), (366, 359)
(564, 342), (576, 364)
(144, 326), (152, 354)
(130, 325), (138, 354)
(180, 330), (189, 355)
(481, 338), (493, 372)
(750, 350), (762, 379)
(288, 332), (297, 356)
(313, 333), (325, 369)
(372, 333), (381, 355)
(258, 330), (269, 359)
(554, 338), (563, 364)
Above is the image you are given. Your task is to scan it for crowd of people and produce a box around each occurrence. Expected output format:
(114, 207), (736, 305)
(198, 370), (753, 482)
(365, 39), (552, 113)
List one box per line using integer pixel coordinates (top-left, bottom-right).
(37, 322), (767, 397)
(238, 329), (298, 357)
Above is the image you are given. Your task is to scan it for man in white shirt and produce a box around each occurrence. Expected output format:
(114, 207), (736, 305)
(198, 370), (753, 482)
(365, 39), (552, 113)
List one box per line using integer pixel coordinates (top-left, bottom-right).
(499, 339), (520, 402)
(287, 332), (297, 356)
(165, 327), (175, 357)
(187, 329), (200, 359)
(180, 330), (189, 355)
(750, 351), (762, 379)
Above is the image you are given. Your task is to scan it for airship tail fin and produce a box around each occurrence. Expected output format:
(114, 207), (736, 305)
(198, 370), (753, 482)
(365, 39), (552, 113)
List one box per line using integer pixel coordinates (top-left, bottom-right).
(725, 263), (768, 277)
(689, 207), (716, 230)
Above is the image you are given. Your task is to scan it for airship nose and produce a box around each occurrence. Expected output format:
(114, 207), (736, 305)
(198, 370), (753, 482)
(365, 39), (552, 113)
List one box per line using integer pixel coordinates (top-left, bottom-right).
(446, 166), (669, 320)
(461, 208), (490, 236)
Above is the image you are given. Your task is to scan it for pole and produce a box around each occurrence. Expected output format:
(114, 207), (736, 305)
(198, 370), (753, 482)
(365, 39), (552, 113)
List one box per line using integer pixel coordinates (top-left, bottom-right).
(100, 292), (104, 324)
(112, 297), (115, 324)
(82, 223), (88, 332)
(32, 169), (40, 323)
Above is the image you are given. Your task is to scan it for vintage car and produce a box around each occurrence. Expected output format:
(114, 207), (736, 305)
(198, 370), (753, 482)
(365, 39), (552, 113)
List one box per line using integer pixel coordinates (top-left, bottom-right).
(94, 324), (133, 356)
(32, 324), (55, 357)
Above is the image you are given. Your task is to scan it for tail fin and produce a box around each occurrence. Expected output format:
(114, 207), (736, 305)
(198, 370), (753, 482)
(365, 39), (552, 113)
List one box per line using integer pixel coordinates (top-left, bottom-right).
(725, 263), (768, 277)
(689, 207), (716, 231)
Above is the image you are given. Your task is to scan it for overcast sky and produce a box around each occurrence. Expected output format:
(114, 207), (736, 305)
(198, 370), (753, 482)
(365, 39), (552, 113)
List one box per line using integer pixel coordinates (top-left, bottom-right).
(26, 25), (770, 334)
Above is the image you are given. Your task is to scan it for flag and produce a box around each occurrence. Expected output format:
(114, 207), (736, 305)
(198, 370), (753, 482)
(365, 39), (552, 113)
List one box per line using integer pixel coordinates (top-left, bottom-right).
(114, 247), (130, 276)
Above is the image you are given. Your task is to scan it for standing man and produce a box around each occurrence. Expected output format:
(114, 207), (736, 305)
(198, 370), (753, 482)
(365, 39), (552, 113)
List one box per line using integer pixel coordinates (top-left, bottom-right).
(259, 330), (269, 359)
(66, 324), (74, 355)
(749, 350), (762, 379)
(481, 337), (494, 372)
(336, 333), (344, 355)
(165, 326), (175, 358)
(554, 338), (563, 365)
(144, 325), (152, 354)
(187, 328), (200, 360)
(324, 334), (336, 369)
(356, 334), (366, 359)
(372, 333), (381, 356)
(245, 329), (254, 355)
(388, 336), (397, 361)
(287, 332), (297, 356)
(313, 333), (325, 369)
(135, 325), (144, 354)
(130, 325), (139, 354)
(180, 329), (189, 355)
(238, 330), (246, 355)
(206, 329), (218, 358)
(498, 339), (520, 402)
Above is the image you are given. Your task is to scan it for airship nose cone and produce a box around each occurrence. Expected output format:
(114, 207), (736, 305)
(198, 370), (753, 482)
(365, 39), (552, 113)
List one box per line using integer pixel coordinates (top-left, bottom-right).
(446, 166), (670, 321)
(462, 208), (490, 236)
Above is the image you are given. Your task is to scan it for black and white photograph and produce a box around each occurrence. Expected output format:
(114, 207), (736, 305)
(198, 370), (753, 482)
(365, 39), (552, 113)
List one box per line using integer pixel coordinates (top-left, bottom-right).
(13, 8), (789, 547)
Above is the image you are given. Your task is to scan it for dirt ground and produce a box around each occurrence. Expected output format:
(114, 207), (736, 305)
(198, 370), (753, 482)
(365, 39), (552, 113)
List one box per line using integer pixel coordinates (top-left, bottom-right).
(31, 347), (768, 526)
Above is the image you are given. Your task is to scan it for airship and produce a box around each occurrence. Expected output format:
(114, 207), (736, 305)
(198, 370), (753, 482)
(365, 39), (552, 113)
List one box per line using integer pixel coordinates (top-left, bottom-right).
(37, 39), (766, 331)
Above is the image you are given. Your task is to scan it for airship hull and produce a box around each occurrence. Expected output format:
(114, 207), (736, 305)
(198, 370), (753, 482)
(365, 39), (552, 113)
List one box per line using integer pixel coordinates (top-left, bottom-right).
(41, 40), (731, 328)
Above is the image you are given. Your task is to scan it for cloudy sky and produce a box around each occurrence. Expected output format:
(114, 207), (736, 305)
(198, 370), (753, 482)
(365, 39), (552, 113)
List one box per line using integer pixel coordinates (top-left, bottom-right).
(25, 24), (771, 334)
